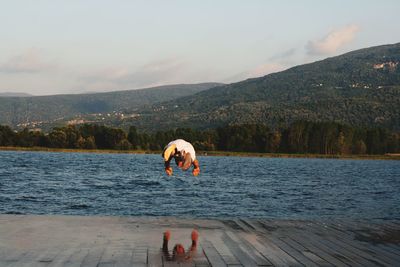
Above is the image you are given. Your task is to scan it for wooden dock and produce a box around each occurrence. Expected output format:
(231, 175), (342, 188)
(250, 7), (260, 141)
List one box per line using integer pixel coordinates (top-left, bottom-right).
(0, 215), (399, 266)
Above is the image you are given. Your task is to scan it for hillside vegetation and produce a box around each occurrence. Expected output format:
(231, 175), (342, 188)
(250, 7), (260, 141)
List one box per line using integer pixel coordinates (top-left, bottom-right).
(0, 83), (220, 130)
(1, 43), (399, 132)
(134, 43), (400, 131)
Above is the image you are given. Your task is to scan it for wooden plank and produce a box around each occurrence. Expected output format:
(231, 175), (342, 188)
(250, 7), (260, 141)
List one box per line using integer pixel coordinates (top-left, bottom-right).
(264, 234), (322, 267)
(131, 248), (147, 266)
(384, 243), (400, 256)
(147, 249), (163, 267)
(192, 244), (211, 267)
(295, 228), (374, 267)
(63, 248), (90, 267)
(246, 220), (328, 267)
(36, 248), (61, 266)
(241, 232), (301, 267)
(222, 220), (246, 232)
(307, 224), (371, 266)
(279, 236), (334, 267)
(46, 247), (77, 267)
(201, 240), (227, 267)
(316, 221), (400, 266)
(114, 249), (134, 267)
(5, 247), (62, 267)
(6, 249), (46, 267)
(80, 246), (105, 267)
(307, 222), (392, 266)
(97, 247), (118, 267)
(222, 231), (258, 267)
(2, 216), (400, 267)
(205, 233), (241, 266)
(0, 249), (28, 267)
(343, 220), (400, 256)
(327, 235), (393, 267)
(288, 232), (349, 267)
(227, 231), (272, 266)
(162, 260), (181, 267)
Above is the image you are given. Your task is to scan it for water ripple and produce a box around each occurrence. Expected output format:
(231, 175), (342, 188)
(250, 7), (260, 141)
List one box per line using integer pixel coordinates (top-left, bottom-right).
(0, 151), (399, 220)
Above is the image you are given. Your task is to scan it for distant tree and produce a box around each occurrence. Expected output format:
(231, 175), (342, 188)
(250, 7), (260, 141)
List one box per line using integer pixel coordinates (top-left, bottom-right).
(116, 139), (131, 150)
(127, 126), (139, 149)
(366, 128), (389, 154)
(336, 125), (354, 155)
(79, 124), (126, 149)
(77, 136), (97, 149)
(0, 125), (16, 146)
(48, 130), (67, 148)
(286, 121), (311, 153)
(16, 128), (36, 147)
(267, 131), (281, 153)
(387, 133), (400, 153)
(353, 140), (367, 154)
(63, 126), (81, 148)
(2, 120), (399, 154)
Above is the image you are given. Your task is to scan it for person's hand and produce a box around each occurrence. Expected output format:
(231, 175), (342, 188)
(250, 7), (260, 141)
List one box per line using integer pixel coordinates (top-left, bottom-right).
(165, 167), (173, 176)
(192, 167), (200, 176)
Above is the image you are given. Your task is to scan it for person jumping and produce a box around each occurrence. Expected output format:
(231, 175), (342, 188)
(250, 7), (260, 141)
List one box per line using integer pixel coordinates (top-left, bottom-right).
(162, 139), (200, 176)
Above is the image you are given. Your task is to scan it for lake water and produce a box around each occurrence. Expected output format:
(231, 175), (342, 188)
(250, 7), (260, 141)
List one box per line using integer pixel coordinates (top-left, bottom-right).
(0, 151), (399, 220)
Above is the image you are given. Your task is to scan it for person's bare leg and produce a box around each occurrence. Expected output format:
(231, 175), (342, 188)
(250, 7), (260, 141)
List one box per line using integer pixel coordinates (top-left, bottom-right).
(162, 230), (172, 260)
(190, 229), (198, 251)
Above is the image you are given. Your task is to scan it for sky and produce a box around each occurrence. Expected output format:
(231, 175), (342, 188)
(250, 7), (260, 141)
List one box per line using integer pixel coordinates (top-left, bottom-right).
(0, 0), (399, 95)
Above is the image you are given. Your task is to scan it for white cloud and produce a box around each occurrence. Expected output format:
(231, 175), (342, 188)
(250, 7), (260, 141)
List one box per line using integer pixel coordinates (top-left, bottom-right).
(78, 58), (188, 92)
(0, 48), (53, 73)
(306, 25), (359, 55)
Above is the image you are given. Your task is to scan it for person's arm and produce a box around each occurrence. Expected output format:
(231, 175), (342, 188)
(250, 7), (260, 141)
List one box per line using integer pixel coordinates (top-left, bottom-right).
(162, 231), (173, 261)
(192, 159), (200, 176)
(163, 144), (176, 175)
(165, 159), (173, 176)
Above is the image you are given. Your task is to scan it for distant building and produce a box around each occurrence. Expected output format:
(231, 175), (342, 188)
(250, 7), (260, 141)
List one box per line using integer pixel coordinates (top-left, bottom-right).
(373, 61), (399, 70)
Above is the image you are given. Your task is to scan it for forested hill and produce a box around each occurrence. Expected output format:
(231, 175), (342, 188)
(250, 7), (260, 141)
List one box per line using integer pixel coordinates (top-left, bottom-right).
(136, 43), (400, 131)
(0, 83), (221, 129)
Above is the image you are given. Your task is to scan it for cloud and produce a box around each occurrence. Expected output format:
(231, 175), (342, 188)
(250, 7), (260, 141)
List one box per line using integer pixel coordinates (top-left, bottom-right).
(306, 25), (359, 55)
(123, 58), (186, 87)
(0, 48), (53, 73)
(79, 58), (187, 92)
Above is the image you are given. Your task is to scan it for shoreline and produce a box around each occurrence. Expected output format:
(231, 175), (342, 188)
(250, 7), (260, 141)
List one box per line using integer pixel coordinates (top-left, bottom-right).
(1, 146), (399, 160)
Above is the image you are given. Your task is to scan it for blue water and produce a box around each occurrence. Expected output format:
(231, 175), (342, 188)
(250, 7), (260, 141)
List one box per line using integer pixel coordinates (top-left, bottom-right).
(0, 151), (399, 220)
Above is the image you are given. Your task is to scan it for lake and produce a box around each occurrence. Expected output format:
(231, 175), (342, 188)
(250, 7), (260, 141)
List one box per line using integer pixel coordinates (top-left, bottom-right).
(0, 151), (399, 220)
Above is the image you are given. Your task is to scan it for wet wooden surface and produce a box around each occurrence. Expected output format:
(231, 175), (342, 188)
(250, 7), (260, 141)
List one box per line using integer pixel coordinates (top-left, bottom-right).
(0, 215), (399, 266)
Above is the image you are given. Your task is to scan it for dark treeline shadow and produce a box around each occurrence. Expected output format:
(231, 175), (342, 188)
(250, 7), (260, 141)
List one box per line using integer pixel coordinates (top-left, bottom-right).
(0, 121), (399, 155)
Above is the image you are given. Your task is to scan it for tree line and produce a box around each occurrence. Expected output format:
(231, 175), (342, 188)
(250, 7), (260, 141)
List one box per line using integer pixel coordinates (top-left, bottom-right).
(0, 121), (399, 155)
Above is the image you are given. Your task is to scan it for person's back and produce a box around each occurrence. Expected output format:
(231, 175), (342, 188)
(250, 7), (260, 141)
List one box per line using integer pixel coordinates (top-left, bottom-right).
(162, 139), (200, 176)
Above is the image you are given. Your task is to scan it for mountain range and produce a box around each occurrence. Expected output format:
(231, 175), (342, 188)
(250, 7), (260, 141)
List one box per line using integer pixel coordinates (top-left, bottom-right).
(0, 83), (220, 130)
(133, 43), (400, 131)
(0, 92), (32, 97)
(0, 43), (399, 131)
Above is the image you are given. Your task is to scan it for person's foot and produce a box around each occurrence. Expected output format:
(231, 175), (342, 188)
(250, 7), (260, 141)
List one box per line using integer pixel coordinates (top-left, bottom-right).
(163, 230), (171, 242)
(191, 229), (199, 244)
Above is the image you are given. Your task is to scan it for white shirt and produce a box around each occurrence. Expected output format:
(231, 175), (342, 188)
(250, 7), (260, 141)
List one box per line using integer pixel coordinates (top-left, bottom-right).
(166, 139), (196, 161)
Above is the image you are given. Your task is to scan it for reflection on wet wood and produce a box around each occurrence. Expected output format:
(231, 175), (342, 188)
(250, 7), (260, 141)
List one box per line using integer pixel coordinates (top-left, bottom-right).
(0, 215), (399, 266)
